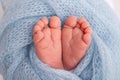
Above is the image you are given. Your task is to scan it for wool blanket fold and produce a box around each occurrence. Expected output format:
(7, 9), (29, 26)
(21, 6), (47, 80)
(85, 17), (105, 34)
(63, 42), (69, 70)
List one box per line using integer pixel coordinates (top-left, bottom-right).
(0, 0), (120, 80)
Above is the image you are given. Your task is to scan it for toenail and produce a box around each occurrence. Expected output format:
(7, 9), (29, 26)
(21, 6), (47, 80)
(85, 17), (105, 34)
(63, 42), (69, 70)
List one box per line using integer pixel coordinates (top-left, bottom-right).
(50, 16), (61, 28)
(65, 16), (77, 27)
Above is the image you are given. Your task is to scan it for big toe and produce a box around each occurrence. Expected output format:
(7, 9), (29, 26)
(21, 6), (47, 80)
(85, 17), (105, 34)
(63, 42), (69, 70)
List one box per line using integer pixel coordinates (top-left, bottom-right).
(62, 16), (78, 43)
(50, 16), (61, 42)
(50, 16), (61, 29)
(65, 16), (77, 28)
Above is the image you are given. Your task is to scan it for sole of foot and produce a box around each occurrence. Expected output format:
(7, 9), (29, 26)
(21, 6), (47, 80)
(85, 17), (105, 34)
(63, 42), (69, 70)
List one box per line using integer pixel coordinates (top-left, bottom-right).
(62, 16), (92, 70)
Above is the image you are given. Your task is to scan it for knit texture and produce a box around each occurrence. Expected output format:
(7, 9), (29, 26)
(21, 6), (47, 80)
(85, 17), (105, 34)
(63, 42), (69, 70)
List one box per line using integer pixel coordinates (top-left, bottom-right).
(0, 0), (120, 80)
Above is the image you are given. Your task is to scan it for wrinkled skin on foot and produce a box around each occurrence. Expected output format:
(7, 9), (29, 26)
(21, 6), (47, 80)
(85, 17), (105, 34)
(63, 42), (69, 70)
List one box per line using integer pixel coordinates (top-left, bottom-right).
(33, 16), (63, 69)
(33, 16), (92, 70)
(62, 16), (92, 70)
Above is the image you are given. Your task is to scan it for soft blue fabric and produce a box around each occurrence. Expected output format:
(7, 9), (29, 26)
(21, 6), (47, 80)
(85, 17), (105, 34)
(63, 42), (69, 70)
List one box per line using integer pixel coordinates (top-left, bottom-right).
(0, 0), (120, 80)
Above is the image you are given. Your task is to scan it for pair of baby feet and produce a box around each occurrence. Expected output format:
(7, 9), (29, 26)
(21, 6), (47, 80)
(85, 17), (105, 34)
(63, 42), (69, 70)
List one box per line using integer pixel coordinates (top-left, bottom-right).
(33, 16), (92, 70)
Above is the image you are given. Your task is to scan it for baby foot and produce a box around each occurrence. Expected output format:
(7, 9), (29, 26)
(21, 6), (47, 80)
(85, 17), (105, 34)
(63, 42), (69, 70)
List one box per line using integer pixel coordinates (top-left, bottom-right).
(62, 16), (92, 70)
(33, 16), (63, 69)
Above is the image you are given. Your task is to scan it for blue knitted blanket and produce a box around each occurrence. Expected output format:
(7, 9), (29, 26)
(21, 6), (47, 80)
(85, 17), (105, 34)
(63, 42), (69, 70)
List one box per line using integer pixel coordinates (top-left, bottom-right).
(0, 0), (120, 80)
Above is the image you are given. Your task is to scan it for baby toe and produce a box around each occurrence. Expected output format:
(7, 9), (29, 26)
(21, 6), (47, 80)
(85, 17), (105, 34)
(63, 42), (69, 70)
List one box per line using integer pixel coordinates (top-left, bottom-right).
(65, 16), (77, 28)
